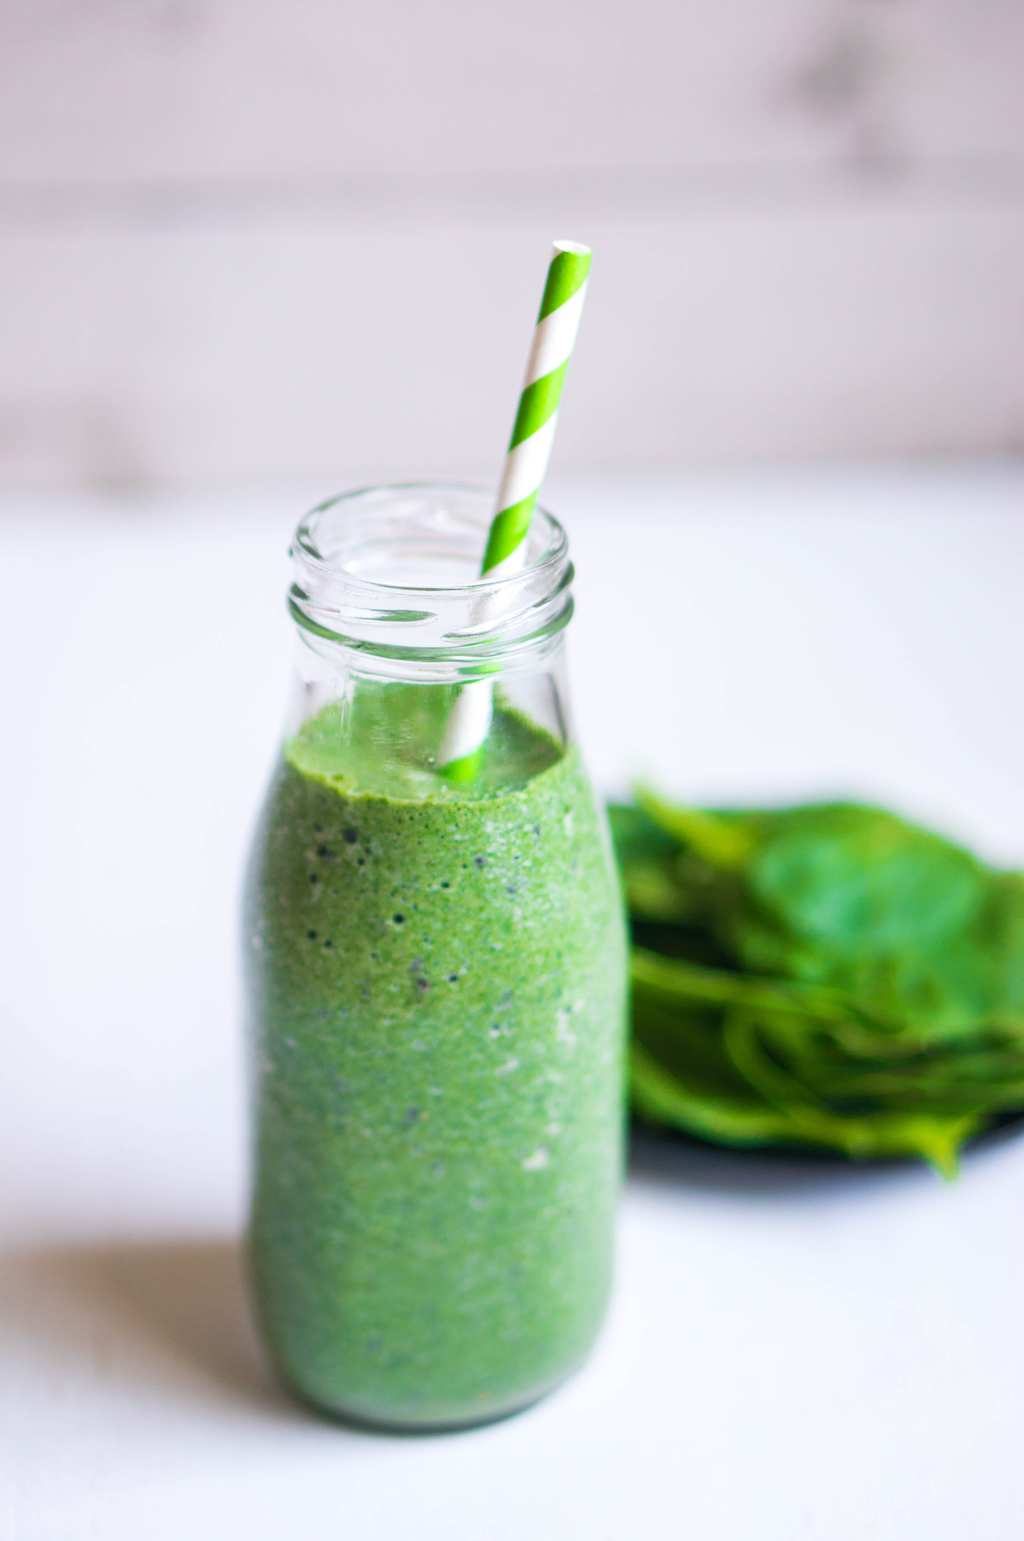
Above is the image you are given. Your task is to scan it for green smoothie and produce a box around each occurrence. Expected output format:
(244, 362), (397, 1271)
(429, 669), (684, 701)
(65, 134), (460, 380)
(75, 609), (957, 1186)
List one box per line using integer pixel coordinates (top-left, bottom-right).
(243, 684), (626, 1428)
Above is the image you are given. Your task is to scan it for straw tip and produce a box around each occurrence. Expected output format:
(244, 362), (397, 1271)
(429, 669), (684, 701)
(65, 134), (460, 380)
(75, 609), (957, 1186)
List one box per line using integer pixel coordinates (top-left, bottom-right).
(553, 239), (591, 258)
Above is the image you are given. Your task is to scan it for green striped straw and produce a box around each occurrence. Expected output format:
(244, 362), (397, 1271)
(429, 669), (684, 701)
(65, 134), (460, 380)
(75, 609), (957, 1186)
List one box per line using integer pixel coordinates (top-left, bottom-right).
(438, 239), (592, 780)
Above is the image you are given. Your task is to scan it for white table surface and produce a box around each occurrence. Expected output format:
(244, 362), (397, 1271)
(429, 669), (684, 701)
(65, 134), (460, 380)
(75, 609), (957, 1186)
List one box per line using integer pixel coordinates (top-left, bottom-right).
(3, 464), (1023, 1541)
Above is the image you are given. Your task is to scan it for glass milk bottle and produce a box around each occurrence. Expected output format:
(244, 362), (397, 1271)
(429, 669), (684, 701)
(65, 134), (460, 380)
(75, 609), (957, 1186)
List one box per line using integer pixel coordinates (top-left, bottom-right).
(243, 484), (627, 1430)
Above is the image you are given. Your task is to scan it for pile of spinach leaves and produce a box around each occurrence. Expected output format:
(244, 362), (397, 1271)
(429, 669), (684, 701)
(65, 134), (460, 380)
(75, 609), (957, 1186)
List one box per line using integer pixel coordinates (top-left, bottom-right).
(610, 793), (1024, 1175)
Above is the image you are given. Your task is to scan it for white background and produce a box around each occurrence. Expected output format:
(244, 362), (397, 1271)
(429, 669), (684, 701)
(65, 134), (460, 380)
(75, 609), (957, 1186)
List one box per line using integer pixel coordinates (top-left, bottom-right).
(2, 1), (1024, 488)
(3, 466), (1023, 1539)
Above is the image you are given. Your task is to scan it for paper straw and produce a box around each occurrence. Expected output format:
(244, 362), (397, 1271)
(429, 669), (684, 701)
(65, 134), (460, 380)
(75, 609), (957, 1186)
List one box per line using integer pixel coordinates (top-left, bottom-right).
(438, 240), (592, 780)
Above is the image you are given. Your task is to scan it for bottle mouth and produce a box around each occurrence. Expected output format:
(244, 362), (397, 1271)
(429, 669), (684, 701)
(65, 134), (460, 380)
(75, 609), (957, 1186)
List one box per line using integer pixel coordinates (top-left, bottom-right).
(288, 482), (574, 678)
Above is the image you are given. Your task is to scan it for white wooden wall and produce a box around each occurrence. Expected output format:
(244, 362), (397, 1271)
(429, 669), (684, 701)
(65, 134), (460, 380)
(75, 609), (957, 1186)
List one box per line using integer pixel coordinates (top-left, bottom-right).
(2, 1), (1023, 490)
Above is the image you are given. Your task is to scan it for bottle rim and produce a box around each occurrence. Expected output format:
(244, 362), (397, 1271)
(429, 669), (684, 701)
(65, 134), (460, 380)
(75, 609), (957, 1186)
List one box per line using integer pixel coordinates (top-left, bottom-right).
(294, 480), (569, 596)
(287, 481), (574, 677)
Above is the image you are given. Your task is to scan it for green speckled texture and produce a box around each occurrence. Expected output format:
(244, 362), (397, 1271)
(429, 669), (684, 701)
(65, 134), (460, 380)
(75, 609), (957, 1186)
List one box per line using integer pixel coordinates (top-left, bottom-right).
(243, 693), (627, 1428)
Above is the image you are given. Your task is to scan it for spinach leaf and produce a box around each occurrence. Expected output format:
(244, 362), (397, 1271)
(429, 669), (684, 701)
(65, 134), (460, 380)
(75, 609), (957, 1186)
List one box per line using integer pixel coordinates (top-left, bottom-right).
(612, 793), (1024, 1174)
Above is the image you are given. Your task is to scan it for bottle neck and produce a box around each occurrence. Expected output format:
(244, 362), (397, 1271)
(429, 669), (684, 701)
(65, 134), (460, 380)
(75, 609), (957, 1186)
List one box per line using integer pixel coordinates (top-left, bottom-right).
(288, 482), (574, 685)
(286, 652), (574, 796)
(283, 484), (577, 770)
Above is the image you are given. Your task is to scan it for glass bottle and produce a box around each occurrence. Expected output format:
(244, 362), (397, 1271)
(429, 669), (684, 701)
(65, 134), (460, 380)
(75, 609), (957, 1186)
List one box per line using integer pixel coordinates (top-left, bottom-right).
(243, 483), (627, 1430)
